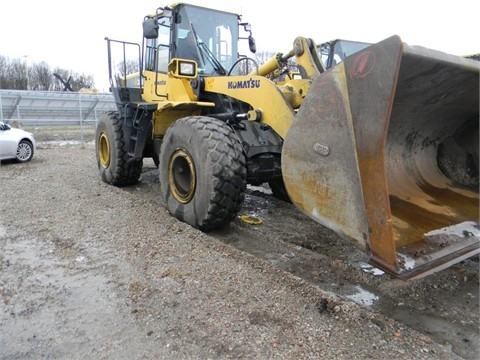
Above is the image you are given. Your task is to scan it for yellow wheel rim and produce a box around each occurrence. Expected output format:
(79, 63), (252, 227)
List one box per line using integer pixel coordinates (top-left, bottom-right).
(240, 215), (263, 225)
(168, 149), (196, 204)
(98, 132), (110, 168)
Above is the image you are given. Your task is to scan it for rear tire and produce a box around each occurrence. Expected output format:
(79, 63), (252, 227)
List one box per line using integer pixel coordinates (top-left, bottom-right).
(159, 116), (247, 231)
(95, 112), (142, 186)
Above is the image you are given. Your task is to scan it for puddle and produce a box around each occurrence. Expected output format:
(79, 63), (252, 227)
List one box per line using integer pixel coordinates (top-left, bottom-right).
(343, 285), (379, 307)
(359, 262), (385, 276)
(381, 304), (479, 359)
(0, 236), (140, 358)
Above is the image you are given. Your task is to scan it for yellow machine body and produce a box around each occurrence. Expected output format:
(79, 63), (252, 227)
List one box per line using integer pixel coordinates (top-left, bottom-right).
(102, 2), (479, 279)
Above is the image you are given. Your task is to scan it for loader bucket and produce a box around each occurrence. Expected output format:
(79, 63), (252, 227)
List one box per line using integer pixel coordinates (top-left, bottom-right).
(282, 35), (479, 279)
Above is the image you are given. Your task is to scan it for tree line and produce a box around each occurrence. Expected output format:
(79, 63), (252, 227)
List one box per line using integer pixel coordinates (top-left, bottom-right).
(0, 55), (95, 92)
(0, 50), (293, 92)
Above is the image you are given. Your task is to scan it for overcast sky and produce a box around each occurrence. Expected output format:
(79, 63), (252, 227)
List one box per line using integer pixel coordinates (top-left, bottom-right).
(1, 0), (478, 91)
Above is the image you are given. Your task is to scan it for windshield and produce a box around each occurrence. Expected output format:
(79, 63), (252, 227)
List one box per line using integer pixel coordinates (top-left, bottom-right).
(175, 5), (240, 74)
(0, 121), (10, 130)
(319, 40), (371, 69)
(334, 40), (371, 59)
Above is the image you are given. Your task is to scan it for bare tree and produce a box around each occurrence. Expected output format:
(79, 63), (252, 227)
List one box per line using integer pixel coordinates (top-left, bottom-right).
(29, 62), (52, 90)
(71, 73), (95, 91)
(0, 57), (27, 89)
(0, 55), (7, 89)
(9, 58), (27, 90)
(116, 59), (139, 77)
(0, 55), (96, 91)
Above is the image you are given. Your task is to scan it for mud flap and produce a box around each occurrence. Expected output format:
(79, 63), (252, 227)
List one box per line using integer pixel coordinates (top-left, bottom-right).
(282, 35), (479, 279)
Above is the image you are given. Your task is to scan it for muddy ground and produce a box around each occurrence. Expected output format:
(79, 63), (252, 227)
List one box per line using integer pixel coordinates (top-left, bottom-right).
(0, 142), (478, 359)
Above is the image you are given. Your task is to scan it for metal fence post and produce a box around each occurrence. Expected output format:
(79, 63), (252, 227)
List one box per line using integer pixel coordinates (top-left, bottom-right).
(0, 92), (3, 121)
(79, 93), (84, 143)
(16, 104), (21, 122)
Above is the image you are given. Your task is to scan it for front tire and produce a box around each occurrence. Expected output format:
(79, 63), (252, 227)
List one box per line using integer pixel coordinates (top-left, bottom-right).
(95, 112), (142, 186)
(268, 177), (291, 203)
(16, 140), (34, 162)
(159, 116), (247, 231)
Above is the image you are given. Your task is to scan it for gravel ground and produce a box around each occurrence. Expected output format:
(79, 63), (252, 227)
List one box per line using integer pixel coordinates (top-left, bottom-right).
(0, 142), (476, 359)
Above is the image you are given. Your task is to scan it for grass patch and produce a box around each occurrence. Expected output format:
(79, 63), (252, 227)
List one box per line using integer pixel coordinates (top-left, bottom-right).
(23, 124), (96, 142)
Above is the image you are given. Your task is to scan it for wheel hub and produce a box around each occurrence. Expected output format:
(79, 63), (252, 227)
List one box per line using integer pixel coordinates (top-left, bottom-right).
(168, 149), (196, 204)
(98, 132), (110, 168)
(17, 143), (31, 161)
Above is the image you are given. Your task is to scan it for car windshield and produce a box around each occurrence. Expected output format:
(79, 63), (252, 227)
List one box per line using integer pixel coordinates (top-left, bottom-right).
(0, 121), (10, 130)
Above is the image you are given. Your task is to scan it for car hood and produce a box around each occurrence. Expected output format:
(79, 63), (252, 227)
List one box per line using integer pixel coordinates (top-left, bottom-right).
(10, 127), (34, 138)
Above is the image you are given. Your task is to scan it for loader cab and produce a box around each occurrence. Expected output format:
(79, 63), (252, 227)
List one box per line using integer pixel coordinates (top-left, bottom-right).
(318, 39), (371, 69)
(143, 4), (249, 76)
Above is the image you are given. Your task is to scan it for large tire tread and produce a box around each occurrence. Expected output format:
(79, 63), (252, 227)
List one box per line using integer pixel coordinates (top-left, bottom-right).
(160, 116), (246, 231)
(268, 177), (292, 203)
(96, 111), (142, 187)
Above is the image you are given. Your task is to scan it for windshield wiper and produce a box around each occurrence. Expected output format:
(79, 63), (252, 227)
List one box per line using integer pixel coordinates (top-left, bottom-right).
(190, 24), (227, 75)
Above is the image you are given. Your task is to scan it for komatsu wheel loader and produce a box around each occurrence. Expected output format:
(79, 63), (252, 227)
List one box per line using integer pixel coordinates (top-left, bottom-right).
(96, 3), (479, 279)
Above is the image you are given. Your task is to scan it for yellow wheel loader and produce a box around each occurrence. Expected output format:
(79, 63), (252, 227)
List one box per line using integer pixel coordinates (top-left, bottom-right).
(96, 3), (479, 279)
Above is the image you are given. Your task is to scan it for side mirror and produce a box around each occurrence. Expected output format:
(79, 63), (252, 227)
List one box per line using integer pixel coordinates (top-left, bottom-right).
(143, 18), (159, 39)
(241, 22), (256, 54)
(249, 36), (256, 54)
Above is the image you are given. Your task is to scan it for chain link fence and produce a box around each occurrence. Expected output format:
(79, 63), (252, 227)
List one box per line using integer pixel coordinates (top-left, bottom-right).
(0, 90), (117, 143)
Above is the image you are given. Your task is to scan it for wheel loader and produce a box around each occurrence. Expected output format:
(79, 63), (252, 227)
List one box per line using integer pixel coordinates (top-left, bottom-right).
(96, 3), (479, 279)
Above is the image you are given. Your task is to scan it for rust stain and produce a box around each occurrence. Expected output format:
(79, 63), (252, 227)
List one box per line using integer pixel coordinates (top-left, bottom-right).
(390, 184), (479, 247)
(357, 155), (397, 267)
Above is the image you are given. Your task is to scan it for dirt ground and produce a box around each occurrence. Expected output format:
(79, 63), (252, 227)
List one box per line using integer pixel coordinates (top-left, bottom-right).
(0, 142), (478, 359)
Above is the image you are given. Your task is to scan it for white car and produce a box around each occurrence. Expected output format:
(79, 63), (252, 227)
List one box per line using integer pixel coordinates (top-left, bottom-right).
(0, 121), (36, 162)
